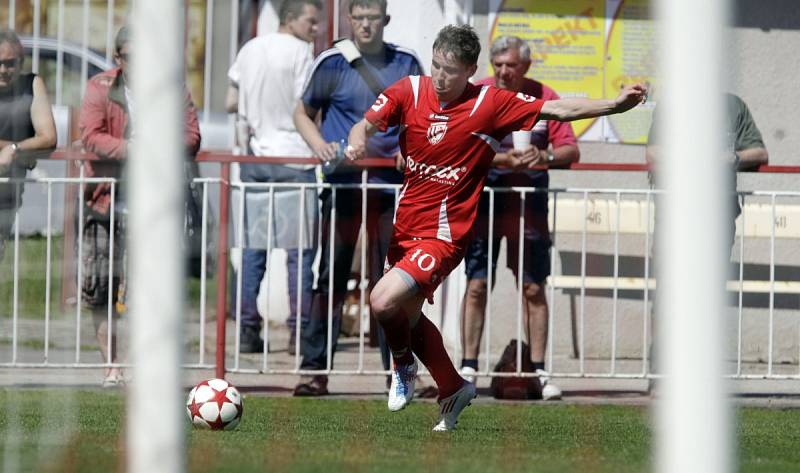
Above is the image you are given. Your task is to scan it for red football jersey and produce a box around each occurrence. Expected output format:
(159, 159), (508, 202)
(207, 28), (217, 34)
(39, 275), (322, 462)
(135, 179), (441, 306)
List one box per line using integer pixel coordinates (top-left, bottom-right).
(365, 75), (544, 246)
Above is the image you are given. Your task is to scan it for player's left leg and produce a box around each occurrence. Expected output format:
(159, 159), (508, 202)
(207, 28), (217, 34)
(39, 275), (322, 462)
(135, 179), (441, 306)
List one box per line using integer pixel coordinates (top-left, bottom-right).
(371, 269), (424, 410)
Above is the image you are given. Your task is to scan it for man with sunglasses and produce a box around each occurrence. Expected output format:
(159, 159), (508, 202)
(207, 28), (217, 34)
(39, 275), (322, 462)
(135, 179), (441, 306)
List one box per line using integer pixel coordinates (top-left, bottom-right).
(0, 29), (57, 261)
(292, 0), (423, 396)
(80, 26), (201, 387)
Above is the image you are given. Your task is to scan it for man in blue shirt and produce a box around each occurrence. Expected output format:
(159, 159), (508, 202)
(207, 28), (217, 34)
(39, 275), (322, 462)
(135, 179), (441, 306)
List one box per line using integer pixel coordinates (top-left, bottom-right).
(293, 0), (422, 395)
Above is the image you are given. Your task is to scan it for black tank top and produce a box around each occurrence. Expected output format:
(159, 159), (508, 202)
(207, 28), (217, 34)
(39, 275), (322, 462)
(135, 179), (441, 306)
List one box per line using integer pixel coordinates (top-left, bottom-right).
(0, 73), (36, 209)
(0, 73), (36, 142)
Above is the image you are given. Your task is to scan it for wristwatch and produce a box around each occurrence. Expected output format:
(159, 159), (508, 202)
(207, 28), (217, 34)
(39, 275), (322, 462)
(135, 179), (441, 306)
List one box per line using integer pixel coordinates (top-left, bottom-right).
(10, 143), (19, 154)
(546, 151), (555, 162)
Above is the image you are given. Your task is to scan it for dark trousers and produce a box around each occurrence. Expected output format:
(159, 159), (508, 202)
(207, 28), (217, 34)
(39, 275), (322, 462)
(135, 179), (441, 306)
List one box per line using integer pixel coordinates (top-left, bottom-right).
(300, 187), (395, 371)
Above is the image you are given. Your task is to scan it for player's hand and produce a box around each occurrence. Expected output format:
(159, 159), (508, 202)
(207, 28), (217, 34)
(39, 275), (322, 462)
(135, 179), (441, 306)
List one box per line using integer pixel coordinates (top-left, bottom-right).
(344, 141), (364, 161)
(345, 127), (367, 161)
(314, 142), (340, 163)
(613, 83), (648, 114)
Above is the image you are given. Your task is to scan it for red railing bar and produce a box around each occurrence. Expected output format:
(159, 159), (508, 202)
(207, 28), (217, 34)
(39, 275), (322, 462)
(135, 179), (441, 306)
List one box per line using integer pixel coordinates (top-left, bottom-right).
(50, 148), (800, 173)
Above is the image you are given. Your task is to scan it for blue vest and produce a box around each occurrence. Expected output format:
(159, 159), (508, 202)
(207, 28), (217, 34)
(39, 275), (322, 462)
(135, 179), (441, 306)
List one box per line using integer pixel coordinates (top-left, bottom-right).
(302, 43), (423, 184)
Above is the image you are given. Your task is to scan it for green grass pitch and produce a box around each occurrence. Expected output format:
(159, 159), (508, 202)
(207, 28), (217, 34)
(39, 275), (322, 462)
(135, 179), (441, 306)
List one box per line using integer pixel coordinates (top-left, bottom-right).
(1, 390), (800, 472)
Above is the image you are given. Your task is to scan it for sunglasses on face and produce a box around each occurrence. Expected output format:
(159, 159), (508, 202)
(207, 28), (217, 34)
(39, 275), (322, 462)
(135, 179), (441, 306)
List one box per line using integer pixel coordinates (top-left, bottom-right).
(0, 58), (19, 69)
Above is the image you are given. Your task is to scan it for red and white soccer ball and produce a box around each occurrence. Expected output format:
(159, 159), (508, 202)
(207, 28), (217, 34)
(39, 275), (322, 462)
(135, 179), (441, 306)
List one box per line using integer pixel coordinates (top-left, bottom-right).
(186, 378), (243, 430)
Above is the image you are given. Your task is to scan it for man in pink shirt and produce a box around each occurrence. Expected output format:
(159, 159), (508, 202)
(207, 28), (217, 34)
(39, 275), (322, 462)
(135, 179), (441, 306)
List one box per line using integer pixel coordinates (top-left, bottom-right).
(460, 36), (580, 400)
(347, 25), (646, 431)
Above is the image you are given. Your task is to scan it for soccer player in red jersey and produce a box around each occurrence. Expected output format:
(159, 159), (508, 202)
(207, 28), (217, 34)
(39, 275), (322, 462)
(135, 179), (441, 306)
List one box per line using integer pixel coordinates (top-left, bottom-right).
(346, 24), (647, 431)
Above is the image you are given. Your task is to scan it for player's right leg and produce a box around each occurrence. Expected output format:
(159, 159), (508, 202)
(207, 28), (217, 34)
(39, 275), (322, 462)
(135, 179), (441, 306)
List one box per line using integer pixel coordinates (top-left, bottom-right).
(370, 269), (424, 411)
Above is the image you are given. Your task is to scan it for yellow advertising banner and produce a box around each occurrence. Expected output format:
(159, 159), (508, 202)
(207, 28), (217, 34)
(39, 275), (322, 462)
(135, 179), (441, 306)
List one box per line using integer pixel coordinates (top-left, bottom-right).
(489, 0), (656, 144)
(604, 0), (656, 144)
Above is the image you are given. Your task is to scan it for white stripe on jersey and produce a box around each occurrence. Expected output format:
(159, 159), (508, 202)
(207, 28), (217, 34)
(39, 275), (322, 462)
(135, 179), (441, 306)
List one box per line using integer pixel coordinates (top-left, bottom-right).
(436, 195), (453, 242)
(393, 182), (409, 224)
(471, 132), (502, 153)
(469, 86), (490, 117)
(409, 76), (420, 109)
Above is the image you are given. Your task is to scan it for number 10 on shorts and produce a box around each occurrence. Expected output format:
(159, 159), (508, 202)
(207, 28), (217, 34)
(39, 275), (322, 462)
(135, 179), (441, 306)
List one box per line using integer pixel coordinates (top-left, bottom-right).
(410, 249), (437, 272)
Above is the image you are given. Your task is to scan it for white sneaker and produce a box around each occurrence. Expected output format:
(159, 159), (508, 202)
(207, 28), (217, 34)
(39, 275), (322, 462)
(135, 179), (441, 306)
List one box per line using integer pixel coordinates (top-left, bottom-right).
(461, 366), (477, 384)
(432, 382), (477, 432)
(388, 358), (418, 411)
(536, 369), (562, 400)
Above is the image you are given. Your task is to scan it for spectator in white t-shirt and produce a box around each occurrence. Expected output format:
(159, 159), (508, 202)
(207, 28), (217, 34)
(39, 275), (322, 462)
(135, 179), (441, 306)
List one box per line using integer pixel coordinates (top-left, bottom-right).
(225, 0), (322, 354)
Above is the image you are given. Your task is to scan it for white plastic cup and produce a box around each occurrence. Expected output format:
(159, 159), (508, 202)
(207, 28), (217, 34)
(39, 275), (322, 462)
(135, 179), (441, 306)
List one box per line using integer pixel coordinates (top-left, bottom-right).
(512, 130), (533, 151)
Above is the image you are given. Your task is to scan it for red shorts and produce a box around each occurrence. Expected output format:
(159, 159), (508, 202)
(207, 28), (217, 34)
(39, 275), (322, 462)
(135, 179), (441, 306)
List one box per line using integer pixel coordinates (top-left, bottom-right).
(384, 237), (465, 303)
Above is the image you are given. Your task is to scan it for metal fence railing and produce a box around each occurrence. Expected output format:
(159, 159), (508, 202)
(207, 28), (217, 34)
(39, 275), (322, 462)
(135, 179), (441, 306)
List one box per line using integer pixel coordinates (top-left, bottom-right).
(1, 150), (799, 386)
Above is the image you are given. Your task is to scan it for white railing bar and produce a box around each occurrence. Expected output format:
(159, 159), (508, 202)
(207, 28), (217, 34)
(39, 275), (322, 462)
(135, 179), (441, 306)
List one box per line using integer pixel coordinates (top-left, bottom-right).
(641, 191), (652, 377)
(234, 180), (245, 371)
(44, 182), (53, 362)
(547, 276), (800, 294)
(326, 188), (337, 372)
(263, 186), (275, 372)
(75, 165), (86, 363)
(358, 171), (367, 372)
(333, 0), (340, 39)
(202, 0), (214, 123)
(515, 191), (525, 375)
(0, 363), (214, 369)
(55, 0), (65, 106)
(3, 362), (800, 381)
(198, 181), (209, 366)
(0, 177), (118, 185)
(11, 192), (20, 364)
(8, 0), (14, 29)
(228, 0), (238, 66)
(32, 0), (41, 73)
(547, 190), (557, 374)
(737, 196), (745, 376)
(105, 0), (115, 64)
(485, 188), (495, 375)
(106, 182), (116, 372)
(522, 186), (657, 196)
(749, 190), (800, 198)
(610, 191), (621, 375)
(80, 0), (90, 100)
(296, 181), (307, 368)
(767, 193), (776, 376)
(579, 190), (588, 375)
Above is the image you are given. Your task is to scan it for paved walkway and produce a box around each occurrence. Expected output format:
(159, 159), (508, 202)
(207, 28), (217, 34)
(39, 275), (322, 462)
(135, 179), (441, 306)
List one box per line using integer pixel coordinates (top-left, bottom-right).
(3, 318), (800, 408)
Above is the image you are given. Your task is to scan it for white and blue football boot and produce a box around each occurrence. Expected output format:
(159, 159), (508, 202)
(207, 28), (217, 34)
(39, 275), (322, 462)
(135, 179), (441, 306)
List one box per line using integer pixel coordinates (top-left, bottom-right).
(387, 358), (418, 412)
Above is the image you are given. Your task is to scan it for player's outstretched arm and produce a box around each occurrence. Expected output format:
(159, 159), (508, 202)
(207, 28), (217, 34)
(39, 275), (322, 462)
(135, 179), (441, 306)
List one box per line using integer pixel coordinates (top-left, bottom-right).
(345, 118), (379, 161)
(541, 83), (648, 122)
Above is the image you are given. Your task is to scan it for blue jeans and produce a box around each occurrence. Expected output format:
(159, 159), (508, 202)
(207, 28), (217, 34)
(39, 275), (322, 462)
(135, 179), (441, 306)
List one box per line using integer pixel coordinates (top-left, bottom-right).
(233, 164), (317, 332)
(238, 247), (313, 332)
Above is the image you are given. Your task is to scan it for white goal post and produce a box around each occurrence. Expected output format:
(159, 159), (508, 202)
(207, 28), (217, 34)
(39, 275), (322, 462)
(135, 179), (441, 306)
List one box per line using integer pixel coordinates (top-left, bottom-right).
(127, 1), (186, 473)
